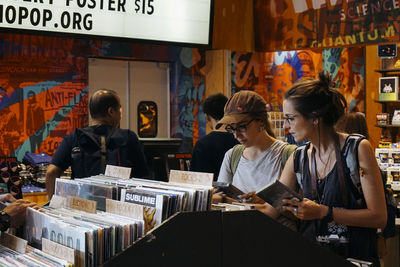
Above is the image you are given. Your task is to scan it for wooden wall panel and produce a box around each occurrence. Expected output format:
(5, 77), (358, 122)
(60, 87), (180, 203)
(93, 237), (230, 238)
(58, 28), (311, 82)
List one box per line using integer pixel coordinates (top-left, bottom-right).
(365, 45), (381, 149)
(212, 0), (254, 52)
(205, 49), (230, 133)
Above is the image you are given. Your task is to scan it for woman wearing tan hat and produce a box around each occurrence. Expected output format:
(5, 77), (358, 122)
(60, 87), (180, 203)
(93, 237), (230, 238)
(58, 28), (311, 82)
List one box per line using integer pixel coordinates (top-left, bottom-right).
(215, 90), (296, 200)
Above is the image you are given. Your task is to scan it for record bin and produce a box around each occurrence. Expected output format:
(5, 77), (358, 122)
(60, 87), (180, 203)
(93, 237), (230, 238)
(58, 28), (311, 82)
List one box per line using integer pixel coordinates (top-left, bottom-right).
(104, 210), (354, 267)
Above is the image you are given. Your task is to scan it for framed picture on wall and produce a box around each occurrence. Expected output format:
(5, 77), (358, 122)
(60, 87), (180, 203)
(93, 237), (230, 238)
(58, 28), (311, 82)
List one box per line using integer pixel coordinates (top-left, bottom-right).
(379, 76), (399, 101)
(137, 101), (158, 138)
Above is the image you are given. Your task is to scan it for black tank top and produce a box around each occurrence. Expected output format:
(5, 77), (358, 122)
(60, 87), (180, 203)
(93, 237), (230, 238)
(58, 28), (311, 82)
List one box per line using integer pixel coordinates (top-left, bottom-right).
(293, 136), (379, 265)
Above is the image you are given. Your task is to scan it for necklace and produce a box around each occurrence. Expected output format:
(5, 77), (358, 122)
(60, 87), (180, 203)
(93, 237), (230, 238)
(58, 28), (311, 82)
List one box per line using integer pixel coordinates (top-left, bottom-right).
(317, 148), (334, 179)
(311, 146), (336, 203)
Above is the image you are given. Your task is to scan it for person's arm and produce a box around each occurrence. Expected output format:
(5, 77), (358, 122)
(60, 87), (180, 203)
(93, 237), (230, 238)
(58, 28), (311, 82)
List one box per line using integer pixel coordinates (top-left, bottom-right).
(216, 149), (234, 184)
(254, 152), (298, 219)
(46, 164), (63, 200)
(283, 139), (387, 228)
(213, 149), (234, 204)
(46, 134), (73, 200)
(336, 139), (386, 228)
(2, 199), (39, 229)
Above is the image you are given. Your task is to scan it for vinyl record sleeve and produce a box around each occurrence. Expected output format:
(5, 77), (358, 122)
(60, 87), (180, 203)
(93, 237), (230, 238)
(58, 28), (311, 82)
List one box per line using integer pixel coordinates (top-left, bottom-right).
(256, 180), (302, 218)
(213, 181), (244, 199)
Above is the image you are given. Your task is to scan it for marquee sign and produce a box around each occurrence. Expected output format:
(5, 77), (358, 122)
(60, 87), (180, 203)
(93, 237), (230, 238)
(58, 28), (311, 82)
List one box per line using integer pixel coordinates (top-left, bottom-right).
(0, 0), (212, 45)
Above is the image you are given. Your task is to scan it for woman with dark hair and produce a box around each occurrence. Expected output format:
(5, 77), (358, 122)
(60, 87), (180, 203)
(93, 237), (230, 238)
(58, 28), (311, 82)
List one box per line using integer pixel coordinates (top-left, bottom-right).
(336, 112), (369, 140)
(191, 93), (239, 180)
(274, 71), (386, 264)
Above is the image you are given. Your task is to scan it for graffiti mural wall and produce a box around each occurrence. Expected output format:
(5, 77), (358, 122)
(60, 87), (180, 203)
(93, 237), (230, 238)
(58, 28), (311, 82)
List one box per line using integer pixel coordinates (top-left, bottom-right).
(170, 48), (206, 152)
(0, 33), (206, 159)
(0, 34), (90, 161)
(231, 47), (365, 112)
(255, 0), (399, 51)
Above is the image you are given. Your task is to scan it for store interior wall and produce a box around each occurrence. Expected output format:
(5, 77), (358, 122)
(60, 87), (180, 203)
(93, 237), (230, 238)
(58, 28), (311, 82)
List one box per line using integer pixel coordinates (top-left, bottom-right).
(88, 59), (170, 138)
(365, 45), (381, 149)
(0, 33), (207, 159)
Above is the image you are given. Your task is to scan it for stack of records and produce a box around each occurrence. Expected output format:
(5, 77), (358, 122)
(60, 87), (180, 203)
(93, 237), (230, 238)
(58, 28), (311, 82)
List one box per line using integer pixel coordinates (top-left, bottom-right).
(54, 179), (118, 211)
(0, 243), (71, 267)
(54, 176), (213, 232)
(24, 206), (144, 267)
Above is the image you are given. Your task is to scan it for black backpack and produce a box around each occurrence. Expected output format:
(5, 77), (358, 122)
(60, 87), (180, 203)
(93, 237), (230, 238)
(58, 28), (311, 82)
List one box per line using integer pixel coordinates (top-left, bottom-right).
(71, 126), (132, 178)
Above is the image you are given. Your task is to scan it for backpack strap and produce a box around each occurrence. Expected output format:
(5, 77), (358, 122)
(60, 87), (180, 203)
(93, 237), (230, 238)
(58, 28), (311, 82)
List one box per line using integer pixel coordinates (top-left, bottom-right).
(293, 142), (310, 190)
(100, 135), (107, 174)
(282, 144), (297, 168)
(230, 144), (245, 176)
(343, 134), (365, 189)
(230, 143), (297, 176)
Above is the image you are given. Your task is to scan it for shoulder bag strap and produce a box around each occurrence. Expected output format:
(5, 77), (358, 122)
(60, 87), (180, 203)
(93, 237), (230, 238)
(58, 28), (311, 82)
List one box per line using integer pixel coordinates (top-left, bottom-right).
(100, 135), (106, 174)
(344, 134), (365, 188)
(310, 147), (318, 200)
(230, 144), (245, 176)
(282, 144), (297, 168)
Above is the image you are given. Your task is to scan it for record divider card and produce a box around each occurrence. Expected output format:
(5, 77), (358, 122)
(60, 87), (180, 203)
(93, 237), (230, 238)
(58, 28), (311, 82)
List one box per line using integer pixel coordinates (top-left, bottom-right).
(42, 238), (77, 266)
(0, 232), (27, 253)
(67, 196), (97, 214)
(106, 199), (144, 220)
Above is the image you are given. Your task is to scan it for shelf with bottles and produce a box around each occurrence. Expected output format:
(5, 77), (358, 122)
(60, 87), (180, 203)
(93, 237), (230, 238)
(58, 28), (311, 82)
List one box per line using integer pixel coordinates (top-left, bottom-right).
(376, 111), (400, 142)
(376, 147), (400, 191)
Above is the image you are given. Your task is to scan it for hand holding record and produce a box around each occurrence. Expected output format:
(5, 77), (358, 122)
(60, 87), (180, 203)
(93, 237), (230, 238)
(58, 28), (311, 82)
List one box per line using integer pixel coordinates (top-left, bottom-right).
(282, 197), (327, 220)
(256, 180), (302, 219)
(238, 191), (265, 204)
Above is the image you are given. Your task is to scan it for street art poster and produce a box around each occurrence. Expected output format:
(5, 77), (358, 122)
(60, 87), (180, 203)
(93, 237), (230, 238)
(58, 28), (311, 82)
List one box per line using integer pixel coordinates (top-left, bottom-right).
(231, 47), (365, 112)
(170, 48), (206, 152)
(255, 0), (399, 51)
(0, 34), (89, 161)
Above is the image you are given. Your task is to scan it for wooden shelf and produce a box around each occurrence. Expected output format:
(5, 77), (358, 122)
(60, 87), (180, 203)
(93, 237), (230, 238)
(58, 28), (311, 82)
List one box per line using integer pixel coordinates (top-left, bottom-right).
(376, 124), (400, 128)
(374, 100), (400, 104)
(375, 69), (400, 74)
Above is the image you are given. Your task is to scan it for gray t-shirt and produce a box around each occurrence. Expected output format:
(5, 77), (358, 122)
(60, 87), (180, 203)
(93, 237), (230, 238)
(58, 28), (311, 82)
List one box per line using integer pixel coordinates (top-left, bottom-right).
(217, 140), (288, 193)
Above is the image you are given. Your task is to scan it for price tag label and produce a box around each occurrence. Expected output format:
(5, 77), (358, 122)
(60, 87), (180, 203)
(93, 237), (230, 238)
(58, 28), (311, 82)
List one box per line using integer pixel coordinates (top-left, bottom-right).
(67, 197), (97, 213)
(105, 165), (131, 179)
(169, 170), (213, 187)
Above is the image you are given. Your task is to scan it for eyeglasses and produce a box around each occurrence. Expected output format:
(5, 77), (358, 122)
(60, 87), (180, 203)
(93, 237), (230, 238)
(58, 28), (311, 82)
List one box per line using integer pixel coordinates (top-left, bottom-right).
(284, 115), (298, 125)
(226, 119), (254, 133)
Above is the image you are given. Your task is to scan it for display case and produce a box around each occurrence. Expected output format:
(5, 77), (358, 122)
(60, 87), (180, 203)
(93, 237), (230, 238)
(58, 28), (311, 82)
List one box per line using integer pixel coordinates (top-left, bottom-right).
(375, 69), (400, 142)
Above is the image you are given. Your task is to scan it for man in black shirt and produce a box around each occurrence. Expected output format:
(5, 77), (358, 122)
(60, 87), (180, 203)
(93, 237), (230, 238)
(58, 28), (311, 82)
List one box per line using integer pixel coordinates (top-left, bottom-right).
(46, 89), (149, 199)
(191, 93), (238, 180)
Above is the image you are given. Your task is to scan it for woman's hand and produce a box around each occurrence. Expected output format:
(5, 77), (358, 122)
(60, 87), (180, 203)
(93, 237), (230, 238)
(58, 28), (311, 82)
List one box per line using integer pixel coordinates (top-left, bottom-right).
(238, 192), (265, 204)
(282, 198), (328, 220)
(0, 193), (16, 203)
(212, 192), (224, 204)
